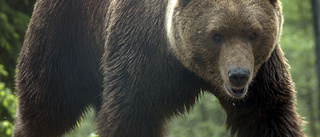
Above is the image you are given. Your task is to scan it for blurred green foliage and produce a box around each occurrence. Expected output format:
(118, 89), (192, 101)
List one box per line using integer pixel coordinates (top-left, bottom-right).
(281, 0), (319, 136)
(0, 65), (16, 137)
(0, 0), (319, 137)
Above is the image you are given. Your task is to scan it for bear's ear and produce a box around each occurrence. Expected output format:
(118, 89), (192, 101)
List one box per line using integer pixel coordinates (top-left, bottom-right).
(179, 0), (192, 7)
(269, 0), (279, 6)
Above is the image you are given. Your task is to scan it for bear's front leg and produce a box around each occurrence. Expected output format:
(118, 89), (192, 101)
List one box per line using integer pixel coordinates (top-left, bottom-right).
(96, 91), (166, 137)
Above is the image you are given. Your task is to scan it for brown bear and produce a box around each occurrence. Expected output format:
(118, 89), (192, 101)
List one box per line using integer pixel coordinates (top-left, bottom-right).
(13, 0), (305, 137)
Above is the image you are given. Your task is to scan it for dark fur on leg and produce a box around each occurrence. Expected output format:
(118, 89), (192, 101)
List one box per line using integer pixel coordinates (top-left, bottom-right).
(13, 0), (106, 136)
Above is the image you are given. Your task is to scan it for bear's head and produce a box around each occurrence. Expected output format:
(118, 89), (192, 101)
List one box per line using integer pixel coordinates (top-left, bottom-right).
(166, 0), (283, 99)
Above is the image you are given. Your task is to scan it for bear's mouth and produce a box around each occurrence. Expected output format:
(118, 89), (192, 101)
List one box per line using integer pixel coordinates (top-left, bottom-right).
(225, 84), (248, 98)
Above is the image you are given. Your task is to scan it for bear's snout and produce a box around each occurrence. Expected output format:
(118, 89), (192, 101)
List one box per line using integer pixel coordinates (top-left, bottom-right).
(223, 68), (251, 98)
(228, 68), (250, 88)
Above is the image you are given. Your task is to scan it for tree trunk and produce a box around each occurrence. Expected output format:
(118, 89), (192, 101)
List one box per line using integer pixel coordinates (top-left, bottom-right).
(311, 0), (320, 126)
(306, 86), (318, 137)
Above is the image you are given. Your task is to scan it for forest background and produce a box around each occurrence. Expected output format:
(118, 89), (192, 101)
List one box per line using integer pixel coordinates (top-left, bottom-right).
(0, 0), (319, 136)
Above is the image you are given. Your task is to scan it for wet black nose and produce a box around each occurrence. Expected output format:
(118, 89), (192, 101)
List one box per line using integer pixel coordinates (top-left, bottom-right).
(228, 68), (250, 87)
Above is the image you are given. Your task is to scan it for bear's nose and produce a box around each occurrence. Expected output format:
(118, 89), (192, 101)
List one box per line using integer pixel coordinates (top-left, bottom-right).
(228, 68), (250, 87)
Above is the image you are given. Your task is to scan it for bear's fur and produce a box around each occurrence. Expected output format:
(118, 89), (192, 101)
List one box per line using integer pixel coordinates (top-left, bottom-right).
(13, 0), (305, 137)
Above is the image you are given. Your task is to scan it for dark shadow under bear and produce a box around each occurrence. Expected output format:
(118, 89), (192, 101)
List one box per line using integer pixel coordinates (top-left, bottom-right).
(13, 0), (305, 137)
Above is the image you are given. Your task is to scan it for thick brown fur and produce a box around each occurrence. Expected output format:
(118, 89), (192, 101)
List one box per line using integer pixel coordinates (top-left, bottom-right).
(14, 0), (305, 137)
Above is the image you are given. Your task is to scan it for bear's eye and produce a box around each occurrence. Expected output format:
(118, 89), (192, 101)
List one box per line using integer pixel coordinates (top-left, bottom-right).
(249, 32), (258, 41)
(212, 34), (224, 43)
(180, 0), (192, 7)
